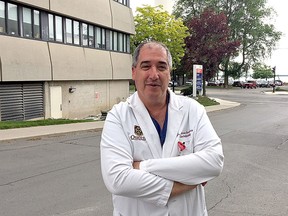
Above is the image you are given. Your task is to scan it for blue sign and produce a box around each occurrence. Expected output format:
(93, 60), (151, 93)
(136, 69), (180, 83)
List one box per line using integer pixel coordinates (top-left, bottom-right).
(196, 73), (202, 90)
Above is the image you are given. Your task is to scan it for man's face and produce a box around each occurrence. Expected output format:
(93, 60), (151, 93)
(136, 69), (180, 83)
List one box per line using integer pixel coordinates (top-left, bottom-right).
(132, 43), (171, 104)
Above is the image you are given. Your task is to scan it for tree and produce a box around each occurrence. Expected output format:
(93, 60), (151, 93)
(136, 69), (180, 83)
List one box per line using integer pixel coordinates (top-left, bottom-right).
(131, 5), (189, 69)
(173, 0), (282, 87)
(184, 8), (240, 96)
(252, 63), (273, 79)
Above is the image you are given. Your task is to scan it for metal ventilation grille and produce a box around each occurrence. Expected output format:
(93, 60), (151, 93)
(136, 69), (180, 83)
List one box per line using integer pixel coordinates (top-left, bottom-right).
(0, 82), (44, 121)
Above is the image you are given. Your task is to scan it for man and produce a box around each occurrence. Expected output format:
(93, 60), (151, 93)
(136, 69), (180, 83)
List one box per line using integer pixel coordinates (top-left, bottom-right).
(100, 41), (224, 216)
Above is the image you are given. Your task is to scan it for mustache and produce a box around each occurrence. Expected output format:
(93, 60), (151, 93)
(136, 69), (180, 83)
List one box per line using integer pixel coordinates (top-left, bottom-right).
(145, 82), (161, 86)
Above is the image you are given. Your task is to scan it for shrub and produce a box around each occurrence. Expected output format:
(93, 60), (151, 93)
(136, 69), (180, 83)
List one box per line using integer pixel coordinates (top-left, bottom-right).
(180, 86), (199, 96)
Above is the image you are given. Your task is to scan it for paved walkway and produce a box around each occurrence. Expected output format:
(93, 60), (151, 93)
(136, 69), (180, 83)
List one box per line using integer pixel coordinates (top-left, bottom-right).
(0, 98), (240, 141)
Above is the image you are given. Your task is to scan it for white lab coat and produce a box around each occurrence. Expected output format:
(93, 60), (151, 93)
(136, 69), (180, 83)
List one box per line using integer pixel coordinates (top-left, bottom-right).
(101, 90), (224, 216)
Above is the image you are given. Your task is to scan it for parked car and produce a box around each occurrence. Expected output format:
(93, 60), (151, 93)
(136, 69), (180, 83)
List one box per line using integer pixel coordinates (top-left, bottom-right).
(257, 79), (269, 88)
(169, 80), (179, 87)
(207, 80), (218, 86)
(275, 80), (283, 86)
(232, 81), (245, 88)
(244, 80), (257, 89)
(185, 79), (193, 85)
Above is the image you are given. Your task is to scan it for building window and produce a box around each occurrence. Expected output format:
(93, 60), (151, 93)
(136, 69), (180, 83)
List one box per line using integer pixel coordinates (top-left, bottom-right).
(82, 23), (88, 46)
(113, 31), (118, 51)
(123, 34), (127, 52)
(55, 16), (62, 42)
(95, 27), (101, 49)
(127, 35), (130, 53)
(88, 25), (94, 47)
(107, 30), (112, 50)
(65, 18), (72, 44)
(114, 0), (129, 6)
(48, 14), (54, 40)
(0, 1), (5, 33)
(33, 10), (40, 39)
(73, 20), (80, 45)
(118, 32), (123, 52)
(7, 3), (18, 35)
(0, 1), (131, 53)
(95, 27), (106, 49)
(102, 28), (106, 49)
(23, 7), (32, 37)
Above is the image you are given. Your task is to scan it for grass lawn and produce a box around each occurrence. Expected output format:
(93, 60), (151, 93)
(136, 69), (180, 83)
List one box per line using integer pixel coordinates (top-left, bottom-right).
(196, 96), (220, 106)
(0, 119), (94, 130)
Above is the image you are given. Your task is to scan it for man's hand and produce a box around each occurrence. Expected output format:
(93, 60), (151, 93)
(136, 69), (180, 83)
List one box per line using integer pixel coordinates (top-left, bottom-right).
(170, 181), (208, 197)
(133, 161), (141, 169)
(170, 182), (197, 198)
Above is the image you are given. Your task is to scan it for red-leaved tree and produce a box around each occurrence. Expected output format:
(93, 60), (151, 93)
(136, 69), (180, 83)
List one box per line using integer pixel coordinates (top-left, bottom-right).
(184, 8), (240, 95)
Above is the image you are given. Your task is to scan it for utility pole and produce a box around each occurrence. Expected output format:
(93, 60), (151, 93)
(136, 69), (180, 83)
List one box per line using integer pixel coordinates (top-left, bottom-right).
(272, 66), (276, 93)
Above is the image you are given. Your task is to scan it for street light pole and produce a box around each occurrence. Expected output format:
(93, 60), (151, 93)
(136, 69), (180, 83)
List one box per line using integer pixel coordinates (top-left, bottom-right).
(272, 66), (276, 93)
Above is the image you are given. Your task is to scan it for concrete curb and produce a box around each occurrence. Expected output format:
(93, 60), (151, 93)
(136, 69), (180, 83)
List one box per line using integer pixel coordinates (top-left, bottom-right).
(205, 98), (240, 113)
(0, 121), (105, 142)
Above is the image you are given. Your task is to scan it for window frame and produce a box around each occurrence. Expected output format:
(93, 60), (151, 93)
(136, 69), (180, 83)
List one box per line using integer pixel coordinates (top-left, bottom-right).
(65, 18), (73, 44)
(22, 7), (32, 38)
(33, 9), (41, 39)
(0, 0), (6, 33)
(55, 15), (63, 42)
(7, 3), (19, 36)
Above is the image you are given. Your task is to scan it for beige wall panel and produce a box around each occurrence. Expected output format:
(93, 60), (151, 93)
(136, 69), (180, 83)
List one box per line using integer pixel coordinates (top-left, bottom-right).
(0, 36), (51, 81)
(16, 0), (49, 9)
(110, 52), (132, 79)
(49, 43), (113, 80)
(49, 43), (85, 80)
(84, 48), (113, 79)
(50, 0), (111, 28)
(60, 81), (109, 119)
(45, 80), (129, 119)
(108, 80), (129, 107)
(111, 1), (135, 34)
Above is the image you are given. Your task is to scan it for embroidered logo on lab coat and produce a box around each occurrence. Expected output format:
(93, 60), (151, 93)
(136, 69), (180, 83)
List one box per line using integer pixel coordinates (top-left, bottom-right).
(130, 125), (146, 141)
(134, 125), (143, 136)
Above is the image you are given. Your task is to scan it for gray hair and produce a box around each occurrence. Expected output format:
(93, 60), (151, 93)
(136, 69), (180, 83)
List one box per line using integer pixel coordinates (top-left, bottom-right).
(132, 41), (173, 70)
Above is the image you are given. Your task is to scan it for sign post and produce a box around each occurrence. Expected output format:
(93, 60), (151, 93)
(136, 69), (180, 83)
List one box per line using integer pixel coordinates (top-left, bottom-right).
(193, 65), (203, 98)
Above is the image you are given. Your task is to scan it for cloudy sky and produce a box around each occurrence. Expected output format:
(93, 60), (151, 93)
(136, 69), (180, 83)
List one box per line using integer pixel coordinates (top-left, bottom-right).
(130, 0), (288, 81)
(266, 0), (288, 80)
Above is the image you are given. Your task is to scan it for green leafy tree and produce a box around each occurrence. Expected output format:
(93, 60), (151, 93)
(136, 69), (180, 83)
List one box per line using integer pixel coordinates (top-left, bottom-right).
(252, 63), (273, 79)
(173, 0), (282, 87)
(131, 5), (189, 70)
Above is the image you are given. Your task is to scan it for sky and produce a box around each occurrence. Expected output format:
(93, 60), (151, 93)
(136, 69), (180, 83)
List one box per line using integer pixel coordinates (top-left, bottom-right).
(266, 0), (288, 81)
(130, 0), (173, 14)
(130, 0), (288, 81)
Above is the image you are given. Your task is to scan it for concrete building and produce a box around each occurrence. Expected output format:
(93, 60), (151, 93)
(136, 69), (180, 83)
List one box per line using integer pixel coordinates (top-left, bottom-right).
(0, 0), (135, 121)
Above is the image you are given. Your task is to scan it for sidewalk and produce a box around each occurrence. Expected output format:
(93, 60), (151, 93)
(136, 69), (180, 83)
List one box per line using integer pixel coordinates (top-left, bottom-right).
(0, 98), (239, 141)
(264, 91), (288, 95)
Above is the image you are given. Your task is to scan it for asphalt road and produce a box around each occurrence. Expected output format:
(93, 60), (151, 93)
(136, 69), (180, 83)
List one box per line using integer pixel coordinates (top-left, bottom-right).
(0, 87), (287, 216)
(206, 87), (288, 216)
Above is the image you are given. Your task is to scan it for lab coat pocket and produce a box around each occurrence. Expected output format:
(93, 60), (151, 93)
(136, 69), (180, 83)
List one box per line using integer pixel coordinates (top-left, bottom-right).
(131, 139), (153, 161)
(177, 137), (193, 156)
